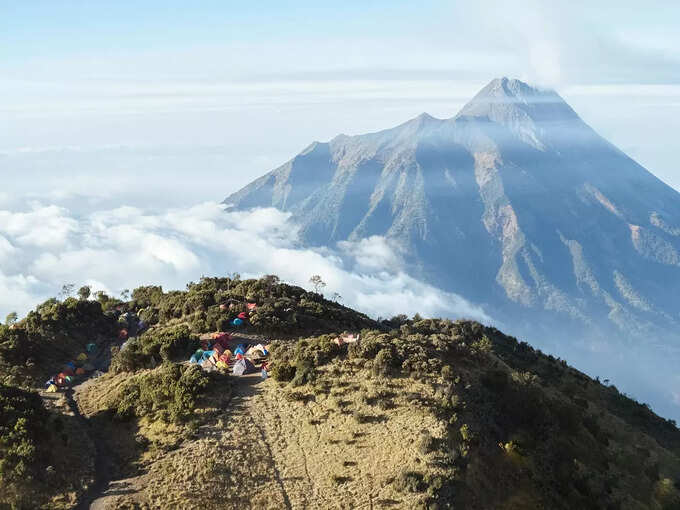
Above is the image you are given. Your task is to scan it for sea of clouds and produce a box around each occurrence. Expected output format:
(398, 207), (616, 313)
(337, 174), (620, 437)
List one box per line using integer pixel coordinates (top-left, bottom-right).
(3, 196), (680, 422)
(0, 198), (490, 324)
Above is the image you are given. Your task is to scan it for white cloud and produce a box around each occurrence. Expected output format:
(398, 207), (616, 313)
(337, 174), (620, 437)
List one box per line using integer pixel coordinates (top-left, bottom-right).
(0, 199), (491, 324)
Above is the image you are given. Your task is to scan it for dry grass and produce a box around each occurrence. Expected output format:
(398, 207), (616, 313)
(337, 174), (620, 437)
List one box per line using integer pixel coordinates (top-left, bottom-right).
(70, 358), (448, 509)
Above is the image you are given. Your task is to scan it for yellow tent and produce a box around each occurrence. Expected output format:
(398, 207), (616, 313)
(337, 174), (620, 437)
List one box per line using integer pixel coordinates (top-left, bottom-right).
(216, 361), (228, 369)
(46, 384), (58, 393)
(77, 352), (88, 361)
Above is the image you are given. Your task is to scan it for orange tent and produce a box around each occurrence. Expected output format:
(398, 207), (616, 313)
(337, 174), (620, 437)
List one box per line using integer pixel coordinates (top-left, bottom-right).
(76, 367), (86, 375)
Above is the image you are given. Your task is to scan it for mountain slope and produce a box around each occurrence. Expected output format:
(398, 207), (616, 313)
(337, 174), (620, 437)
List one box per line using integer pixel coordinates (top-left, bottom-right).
(225, 77), (680, 419)
(2, 277), (680, 509)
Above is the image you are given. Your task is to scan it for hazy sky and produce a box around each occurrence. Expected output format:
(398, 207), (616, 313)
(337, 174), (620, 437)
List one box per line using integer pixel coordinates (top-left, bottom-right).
(3, 0), (680, 203)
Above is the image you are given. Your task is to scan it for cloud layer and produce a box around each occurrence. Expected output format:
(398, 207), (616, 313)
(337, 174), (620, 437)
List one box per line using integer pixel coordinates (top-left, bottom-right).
(0, 199), (490, 324)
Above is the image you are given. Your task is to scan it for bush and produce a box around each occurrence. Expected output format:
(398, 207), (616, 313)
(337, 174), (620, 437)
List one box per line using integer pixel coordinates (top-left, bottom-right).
(0, 384), (48, 508)
(418, 432), (437, 455)
(113, 363), (210, 423)
(270, 361), (296, 382)
(655, 478), (680, 510)
(373, 348), (398, 377)
(111, 325), (198, 373)
(291, 357), (317, 387)
(395, 471), (426, 493)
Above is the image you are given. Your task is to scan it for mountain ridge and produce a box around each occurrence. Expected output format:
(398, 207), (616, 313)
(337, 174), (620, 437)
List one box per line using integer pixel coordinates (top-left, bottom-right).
(2, 276), (680, 509)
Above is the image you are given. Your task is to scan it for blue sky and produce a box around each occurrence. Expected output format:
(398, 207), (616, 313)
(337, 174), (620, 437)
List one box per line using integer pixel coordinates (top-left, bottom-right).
(2, 1), (680, 198)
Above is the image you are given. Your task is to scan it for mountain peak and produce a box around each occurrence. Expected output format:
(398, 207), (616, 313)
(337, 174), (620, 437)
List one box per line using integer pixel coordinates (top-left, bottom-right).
(457, 77), (578, 120)
(455, 77), (581, 149)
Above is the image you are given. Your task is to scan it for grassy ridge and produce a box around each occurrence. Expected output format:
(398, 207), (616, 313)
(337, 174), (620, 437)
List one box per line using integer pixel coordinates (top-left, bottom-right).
(0, 276), (679, 509)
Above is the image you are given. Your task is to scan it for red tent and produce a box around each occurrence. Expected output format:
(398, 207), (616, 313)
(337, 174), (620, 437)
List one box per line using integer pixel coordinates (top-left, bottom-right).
(237, 312), (248, 320)
(118, 329), (128, 340)
(213, 332), (231, 348)
(246, 303), (257, 311)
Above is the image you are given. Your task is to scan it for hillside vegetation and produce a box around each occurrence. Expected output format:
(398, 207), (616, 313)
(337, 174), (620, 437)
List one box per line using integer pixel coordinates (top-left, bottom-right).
(1, 275), (679, 509)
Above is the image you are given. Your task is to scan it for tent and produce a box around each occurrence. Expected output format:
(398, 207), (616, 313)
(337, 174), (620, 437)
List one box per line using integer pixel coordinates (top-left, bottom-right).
(212, 332), (231, 348)
(246, 302), (257, 311)
(232, 358), (256, 376)
(76, 367), (86, 375)
(216, 360), (228, 369)
(65, 376), (73, 384)
(189, 349), (204, 364)
(231, 318), (243, 327)
(200, 358), (216, 372)
(237, 312), (248, 320)
(219, 303), (228, 311)
(200, 350), (215, 362)
(234, 344), (246, 355)
(65, 361), (76, 370)
(46, 384), (58, 393)
(86, 342), (97, 353)
(246, 343), (268, 357)
(77, 352), (88, 362)
(45, 379), (56, 389)
(335, 333), (360, 346)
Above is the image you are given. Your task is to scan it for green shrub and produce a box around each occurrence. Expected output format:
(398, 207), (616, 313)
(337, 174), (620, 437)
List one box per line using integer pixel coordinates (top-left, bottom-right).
(113, 363), (209, 423)
(111, 325), (198, 373)
(655, 478), (680, 510)
(373, 348), (398, 377)
(291, 357), (317, 387)
(270, 361), (296, 382)
(0, 384), (48, 508)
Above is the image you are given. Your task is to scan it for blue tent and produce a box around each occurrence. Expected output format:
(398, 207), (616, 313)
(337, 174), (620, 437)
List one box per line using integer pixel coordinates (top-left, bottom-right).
(231, 318), (243, 327)
(65, 361), (76, 371)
